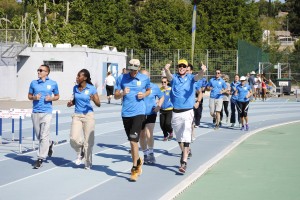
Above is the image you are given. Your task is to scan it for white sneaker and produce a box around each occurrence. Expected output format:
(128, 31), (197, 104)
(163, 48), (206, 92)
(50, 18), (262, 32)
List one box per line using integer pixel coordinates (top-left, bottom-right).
(84, 164), (92, 170)
(75, 155), (83, 165)
(230, 123), (235, 127)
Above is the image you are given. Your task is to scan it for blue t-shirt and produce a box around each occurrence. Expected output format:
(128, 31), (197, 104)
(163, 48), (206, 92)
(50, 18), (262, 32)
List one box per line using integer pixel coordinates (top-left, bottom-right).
(116, 72), (151, 117)
(230, 81), (241, 100)
(28, 77), (59, 113)
(236, 84), (251, 102)
(207, 77), (227, 99)
(170, 73), (196, 109)
(144, 83), (163, 115)
(195, 77), (207, 96)
(73, 83), (97, 114)
(160, 86), (173, 110)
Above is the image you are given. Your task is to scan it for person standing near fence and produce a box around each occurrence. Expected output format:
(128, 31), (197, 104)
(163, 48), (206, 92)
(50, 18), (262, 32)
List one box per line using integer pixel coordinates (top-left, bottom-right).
(230, 74), (241, 127)
(206, 69), (227, 130)
(28, 64), (60, 169)
(114, 59), (151, 181)
(103, 71), (116, 104)
(139, 70), (164, 165)
(235, 76), (252, 131)
(67, 69), (100, 170)
(160, 77), (173, 141)
(164, 59), (206, 173)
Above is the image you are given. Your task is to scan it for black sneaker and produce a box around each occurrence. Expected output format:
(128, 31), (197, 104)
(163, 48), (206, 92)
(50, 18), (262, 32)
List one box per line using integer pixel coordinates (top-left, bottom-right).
(34, 159), (43, 169)
(48, 141), (54, 157)
(179, 161), (187, 173)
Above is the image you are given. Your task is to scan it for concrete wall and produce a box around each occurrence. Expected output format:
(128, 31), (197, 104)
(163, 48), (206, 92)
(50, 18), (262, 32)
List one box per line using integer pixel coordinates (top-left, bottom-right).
(13, 47), (126, 101)
(0, 64), (17, 100)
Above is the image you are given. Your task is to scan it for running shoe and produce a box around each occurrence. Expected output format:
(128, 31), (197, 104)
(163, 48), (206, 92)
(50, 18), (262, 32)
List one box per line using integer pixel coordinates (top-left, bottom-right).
(149, 153), (156, 164)
(136, 157), (143, 176)
(214, 124), (219, 130)
(34, 159), (43, 169)
(194, 125), (198, 128)
(75, 146), (84, 165)
(179, 161), (187, 173)
(48, 141), (54, 157)
(130, 167), (139, 182)
(230, 123), (235, 127)
(168, 133), (173, 140)
(245, 124), (249, 131)
(163, 137), (168, 141)
(84, 164), (92, 170)
(143, 155), (150, 165)
(240, 125), (245, 131)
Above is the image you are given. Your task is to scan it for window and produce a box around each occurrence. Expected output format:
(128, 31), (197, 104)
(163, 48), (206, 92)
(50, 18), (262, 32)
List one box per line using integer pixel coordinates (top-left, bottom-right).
(43, 61), (63, 72)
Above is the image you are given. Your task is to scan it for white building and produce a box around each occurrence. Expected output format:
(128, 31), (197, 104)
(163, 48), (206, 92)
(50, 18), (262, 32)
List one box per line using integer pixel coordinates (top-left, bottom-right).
(0, 43), (127, 101)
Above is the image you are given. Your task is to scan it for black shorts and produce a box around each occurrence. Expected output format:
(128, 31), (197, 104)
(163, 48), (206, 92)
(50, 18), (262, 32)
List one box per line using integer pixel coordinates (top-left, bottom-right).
(106, 85), (114, 96)
(142, 114), (157, 129)
(236, 101), (249, 117)
(122, 115), (145, 142)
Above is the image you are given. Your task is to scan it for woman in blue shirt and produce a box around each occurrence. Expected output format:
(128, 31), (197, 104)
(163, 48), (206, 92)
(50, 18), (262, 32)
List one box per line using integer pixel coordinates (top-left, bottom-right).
(235, 76), (252, 131)
(159, 77), (173, 141)
(67, 69), (101, 169)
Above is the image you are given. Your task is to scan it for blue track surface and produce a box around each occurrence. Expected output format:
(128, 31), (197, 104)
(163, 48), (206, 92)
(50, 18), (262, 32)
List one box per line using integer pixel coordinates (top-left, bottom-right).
(0, 98), (300, 200)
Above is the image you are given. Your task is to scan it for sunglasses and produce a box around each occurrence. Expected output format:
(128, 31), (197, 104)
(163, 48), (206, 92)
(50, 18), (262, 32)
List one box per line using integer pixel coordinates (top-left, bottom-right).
(216, 72), (221, 74)
(161, 81), (167, 83)
(37, 69), (47, 73)
(178, 65), (187, 68)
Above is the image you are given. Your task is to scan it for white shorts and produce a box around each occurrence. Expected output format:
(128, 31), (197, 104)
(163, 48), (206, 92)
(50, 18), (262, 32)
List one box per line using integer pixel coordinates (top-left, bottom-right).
(172, 109), (194, 143)
(209, 98), (223, 114)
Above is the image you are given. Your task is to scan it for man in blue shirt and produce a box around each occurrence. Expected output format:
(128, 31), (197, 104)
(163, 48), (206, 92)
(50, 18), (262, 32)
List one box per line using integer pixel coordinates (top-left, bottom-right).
(28, 65), (59, 169)
(206, 69), (227, 130)
(114, 59), (151, 181)
(139, 70), (164, 165)
(164, 59), (206, 173)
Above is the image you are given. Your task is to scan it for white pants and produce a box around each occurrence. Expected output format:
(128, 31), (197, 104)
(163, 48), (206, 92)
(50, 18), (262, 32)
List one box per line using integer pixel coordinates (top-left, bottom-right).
(70, 112), (95, 167)
(171, 109), (194, 143)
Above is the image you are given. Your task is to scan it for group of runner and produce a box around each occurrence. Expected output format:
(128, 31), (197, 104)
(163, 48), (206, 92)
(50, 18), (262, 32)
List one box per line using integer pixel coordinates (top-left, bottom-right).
(27, 60), (253, 182)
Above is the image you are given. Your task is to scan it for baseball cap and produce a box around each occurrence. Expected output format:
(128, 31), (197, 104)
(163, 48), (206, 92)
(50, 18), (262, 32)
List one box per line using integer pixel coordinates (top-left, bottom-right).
(178, 59), (188, 66)
(128, 59), (140, 70)
(240, 76), (247, 81)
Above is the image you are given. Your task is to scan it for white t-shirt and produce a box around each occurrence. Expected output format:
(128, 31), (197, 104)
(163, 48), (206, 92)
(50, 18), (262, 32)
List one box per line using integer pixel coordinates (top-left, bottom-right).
(105, 75), (115, 86)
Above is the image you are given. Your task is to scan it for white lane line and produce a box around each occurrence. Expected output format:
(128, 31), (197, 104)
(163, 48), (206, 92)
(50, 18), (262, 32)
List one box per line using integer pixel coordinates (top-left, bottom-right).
(159, 120), (300, 200)
(0, 126), (124, 162)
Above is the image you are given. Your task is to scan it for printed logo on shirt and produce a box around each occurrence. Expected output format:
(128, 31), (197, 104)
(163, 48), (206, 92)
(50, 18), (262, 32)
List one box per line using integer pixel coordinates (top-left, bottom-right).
(130, 132), (138, 139)
(150, 89), (153, 94)
(166, 92), (169, 96)
(219, 82), (221, 85)
(137, 81), (141, 86)
(47, 85), (52, 90)
(243, 87), (248, 90)
(85, 90), (90, 95)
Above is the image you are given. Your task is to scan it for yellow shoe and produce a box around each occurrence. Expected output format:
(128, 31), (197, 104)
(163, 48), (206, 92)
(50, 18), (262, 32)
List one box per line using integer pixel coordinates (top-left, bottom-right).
(136, 157), (143, 176)
(130, 168), (138, 182)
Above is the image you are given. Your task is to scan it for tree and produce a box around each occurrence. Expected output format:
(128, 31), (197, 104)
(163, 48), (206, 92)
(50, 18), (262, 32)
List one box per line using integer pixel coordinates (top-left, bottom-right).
(286, 0), (300, 35)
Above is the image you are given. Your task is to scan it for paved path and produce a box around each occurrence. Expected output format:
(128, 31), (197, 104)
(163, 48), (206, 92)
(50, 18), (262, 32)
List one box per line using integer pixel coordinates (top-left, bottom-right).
(0, 97), (300, 200)
(176, 122), (300, 200)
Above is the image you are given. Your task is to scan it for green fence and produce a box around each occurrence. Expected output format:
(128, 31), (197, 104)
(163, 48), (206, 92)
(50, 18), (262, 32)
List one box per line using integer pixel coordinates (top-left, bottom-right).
(126, 49), (238, 83)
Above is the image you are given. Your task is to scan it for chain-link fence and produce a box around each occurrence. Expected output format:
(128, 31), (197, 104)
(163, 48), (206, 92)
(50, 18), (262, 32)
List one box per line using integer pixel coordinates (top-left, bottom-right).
(0, 29), (26, 44)
(126, 49), (238, 83)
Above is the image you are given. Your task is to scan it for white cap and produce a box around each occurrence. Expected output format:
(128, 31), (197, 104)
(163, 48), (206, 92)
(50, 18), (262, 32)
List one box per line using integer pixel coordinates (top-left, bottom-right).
(240, 76), (246, 81)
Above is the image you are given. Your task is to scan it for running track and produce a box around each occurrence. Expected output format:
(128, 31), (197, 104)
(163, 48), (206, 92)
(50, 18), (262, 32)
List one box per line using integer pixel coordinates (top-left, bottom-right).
(0, 97), (299, 200)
